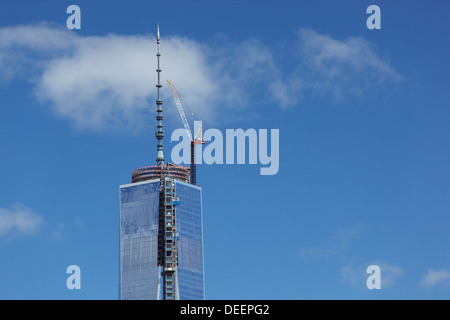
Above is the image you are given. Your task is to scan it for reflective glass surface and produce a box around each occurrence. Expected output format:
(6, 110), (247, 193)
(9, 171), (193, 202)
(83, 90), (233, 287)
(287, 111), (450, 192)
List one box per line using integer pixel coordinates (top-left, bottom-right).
(175, 181), (205, 300)
(119, 180), (161, 300)
(119, 179), (204, 300)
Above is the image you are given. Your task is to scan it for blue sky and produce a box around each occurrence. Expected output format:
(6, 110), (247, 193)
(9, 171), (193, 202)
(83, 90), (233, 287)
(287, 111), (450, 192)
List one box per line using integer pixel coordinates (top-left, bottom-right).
(0, 0), (449, 299)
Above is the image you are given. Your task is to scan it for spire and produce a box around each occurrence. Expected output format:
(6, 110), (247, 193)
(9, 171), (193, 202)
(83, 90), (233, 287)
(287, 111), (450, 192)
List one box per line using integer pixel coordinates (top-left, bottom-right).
(155, 25), (165, 165)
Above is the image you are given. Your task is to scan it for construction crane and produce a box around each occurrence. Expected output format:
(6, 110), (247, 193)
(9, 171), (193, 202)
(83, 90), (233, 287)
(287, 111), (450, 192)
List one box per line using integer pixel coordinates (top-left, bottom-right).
(167, 79), (204, 185)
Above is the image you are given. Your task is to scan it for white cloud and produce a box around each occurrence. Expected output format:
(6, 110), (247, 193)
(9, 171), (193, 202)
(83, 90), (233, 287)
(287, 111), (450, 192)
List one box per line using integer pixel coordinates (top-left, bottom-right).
(52, 222), (68, 241)
(340, 262), (403, 288)
(51, 216), (85, 241)
(299, 222), (365, 259)
(299, 29), (394, 73)
(340, 264), (365, 286)
(0, 23), (400, 132)
(0, 23), (77, 81)
(377, 263), (404, 288)
(0, 23), (277, 132)
(420, 269), (450, 288)
(297, 28), (399, 81)
(300, 223), (404, 289)
(36, 32), (157, 132)
(0, 203), (44, 237)
(277, 28), (401, 104)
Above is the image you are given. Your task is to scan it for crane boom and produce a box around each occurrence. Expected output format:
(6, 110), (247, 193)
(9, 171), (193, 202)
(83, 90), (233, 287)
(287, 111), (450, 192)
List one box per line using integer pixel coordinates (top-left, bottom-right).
(167, 79), (193, 141)
(167, 79), (204, 185)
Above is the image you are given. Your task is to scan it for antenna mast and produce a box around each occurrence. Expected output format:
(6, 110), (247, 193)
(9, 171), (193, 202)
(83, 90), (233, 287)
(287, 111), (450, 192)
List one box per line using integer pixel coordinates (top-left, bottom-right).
(155, 25), (165, 165)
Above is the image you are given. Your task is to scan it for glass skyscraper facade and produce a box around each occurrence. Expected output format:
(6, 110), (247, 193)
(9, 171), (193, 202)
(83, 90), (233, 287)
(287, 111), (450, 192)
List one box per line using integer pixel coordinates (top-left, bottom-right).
(119, 178), (204, 300)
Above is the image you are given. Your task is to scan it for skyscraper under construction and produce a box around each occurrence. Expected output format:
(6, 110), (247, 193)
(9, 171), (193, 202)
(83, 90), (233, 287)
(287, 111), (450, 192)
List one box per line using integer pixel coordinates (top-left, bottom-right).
(119, 27), (205, 300)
